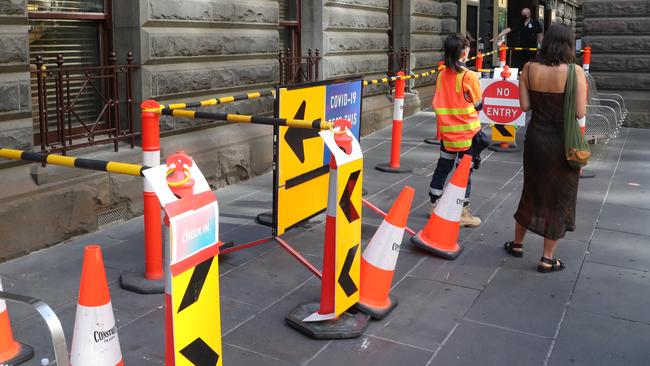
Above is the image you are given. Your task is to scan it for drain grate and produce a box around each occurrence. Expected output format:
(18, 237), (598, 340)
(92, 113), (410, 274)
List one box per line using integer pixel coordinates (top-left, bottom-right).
(97, 206), (128, 228)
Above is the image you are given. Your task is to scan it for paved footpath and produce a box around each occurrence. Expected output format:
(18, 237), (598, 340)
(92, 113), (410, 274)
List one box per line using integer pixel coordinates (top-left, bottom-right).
(2, 111), (650, 365)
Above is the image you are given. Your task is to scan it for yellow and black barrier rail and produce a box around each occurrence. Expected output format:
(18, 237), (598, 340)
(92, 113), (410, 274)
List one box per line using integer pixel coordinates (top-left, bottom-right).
(157, 108), (333, 130)
(363, 67), (442, 86)
(163, 90), (275, 110)
(0, 148), (147, 177)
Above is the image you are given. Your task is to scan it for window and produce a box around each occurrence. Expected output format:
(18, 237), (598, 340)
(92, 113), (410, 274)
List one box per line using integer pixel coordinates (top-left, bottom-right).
(278, 0), (301, 58)
(28, 0), (117, 150)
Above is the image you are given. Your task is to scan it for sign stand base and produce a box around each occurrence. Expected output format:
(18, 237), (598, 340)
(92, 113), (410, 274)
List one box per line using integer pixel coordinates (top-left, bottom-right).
(423, 137), (441, 145)
(286, 303), (369, 339)
(120, 273), (164, 294)
(488, 142), (521, 153)
(375, 163), (413, 174)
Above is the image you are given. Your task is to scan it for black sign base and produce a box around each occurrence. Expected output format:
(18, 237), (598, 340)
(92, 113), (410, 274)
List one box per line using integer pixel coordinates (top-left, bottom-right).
(375, 163), (413, 174)
(286, 302), (369, 340)
(120, 272), (164, 294)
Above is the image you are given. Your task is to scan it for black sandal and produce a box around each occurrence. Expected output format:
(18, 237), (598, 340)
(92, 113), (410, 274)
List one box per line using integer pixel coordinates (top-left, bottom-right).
(537, 257), (566, 273)
(503, 241), (523, 257)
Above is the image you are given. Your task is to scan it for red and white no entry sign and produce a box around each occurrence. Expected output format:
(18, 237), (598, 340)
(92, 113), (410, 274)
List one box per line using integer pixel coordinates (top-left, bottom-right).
(479, 79), (526, 126)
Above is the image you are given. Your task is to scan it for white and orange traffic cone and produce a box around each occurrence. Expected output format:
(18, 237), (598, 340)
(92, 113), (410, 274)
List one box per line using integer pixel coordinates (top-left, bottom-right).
(70, 245), (123, 366)
(411, 154), (473, 259)
(0, 278), (34, 365)
(357, 186), (414, 319)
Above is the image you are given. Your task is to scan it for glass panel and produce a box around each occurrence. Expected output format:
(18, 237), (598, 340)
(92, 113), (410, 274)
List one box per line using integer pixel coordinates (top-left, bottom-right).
(28, 0), (104, 13)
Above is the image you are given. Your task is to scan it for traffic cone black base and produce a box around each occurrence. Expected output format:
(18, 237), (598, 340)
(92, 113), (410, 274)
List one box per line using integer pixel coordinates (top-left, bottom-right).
(255, 212), (273, 227)
(355, 295), (398, 320)
(119, 272), (164, 294)
(2, 342), (34, 366)
(375, 163), (413, 174)
(286, 303), (369, 340)
(423, 138), (441, 145)
(488, 142), (521, 153)
(411, 232), (464, 260)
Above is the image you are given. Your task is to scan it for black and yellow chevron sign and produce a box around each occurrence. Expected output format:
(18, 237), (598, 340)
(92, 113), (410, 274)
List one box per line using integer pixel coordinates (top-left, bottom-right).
(172, 257), (222, 366)
(334, 161), (363, 315)
(492, 124), (516, 143)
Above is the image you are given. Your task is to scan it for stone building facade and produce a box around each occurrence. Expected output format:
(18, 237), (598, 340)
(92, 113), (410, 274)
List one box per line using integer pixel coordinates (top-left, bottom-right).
(582, 0), (650, 128)
(0, 0), (589, 260)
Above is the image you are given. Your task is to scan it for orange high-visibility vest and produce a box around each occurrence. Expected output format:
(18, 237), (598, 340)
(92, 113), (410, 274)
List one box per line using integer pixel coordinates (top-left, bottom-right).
(433, 68), (481, 152)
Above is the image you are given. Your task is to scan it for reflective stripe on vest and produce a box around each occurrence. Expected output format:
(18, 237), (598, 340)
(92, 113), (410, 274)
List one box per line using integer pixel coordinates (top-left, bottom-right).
(435, 106), (476, 115)
(439, 120), (481, 132)
(443, 139), (473, 149)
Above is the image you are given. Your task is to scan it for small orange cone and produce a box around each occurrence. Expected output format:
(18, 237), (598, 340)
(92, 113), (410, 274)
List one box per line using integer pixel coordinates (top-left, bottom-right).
(411, 154), (472, 259)
(0, 278), (34, 365)
(357, 186), (414, 319)
(70, 245), (124, 366)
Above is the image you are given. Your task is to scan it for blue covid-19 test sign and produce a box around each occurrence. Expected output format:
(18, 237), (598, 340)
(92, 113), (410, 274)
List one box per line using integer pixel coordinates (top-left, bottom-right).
(323, 80), (362, 163)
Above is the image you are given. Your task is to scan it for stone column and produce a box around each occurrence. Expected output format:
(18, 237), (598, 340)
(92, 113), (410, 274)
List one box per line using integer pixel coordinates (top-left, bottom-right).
(0, 0), (32, 159)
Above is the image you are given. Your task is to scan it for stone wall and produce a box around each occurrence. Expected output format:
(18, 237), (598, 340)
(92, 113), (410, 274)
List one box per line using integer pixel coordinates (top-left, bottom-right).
(582, 0), (650, 128)
(0, 0), (32, 156)
(409, 0), (458, 109)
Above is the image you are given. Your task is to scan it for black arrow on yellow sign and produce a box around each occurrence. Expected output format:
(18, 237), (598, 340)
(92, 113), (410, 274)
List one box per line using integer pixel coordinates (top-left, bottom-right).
(284, 100), (320, 163)
(178, 257), (213, 313)
(180, 337), (220, 366)
(338, 245), (359, 297)
(494, 124), (514, 138)
(338, 170), (361, 223)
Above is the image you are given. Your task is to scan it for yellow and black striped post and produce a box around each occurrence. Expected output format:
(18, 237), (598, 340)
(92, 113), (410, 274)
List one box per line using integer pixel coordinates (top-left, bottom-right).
(0, 148), (147, 177)
(163, 90), (275, 110)
(157, 109), (333, 130)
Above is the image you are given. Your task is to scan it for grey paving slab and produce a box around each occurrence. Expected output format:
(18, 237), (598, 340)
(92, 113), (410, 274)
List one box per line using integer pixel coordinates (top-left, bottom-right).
(465, 268), (574, 337)
(570, 261), (650, 324)
(596, 203), (650, 237)
(501, 237), (589, 282)
(220, 246), (315, 309)
(365, 276), (479, 351)
(223, 279), (331, 364)
(409, 241), (505, 290)
(586, 228), (650, 272)
(219, 223), (275, 266)
(117, 307), (165, 365)
(307, 335), (433, 366)
(548, 309), (650, 366)
(222, 343), (291, 366)
(103, 215), (145, 241)
(431, 320), (551, 366)
(220, 296), (262, 335)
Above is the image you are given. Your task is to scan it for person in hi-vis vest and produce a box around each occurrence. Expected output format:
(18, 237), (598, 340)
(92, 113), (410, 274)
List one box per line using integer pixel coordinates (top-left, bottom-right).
(429, 34), (483, 227)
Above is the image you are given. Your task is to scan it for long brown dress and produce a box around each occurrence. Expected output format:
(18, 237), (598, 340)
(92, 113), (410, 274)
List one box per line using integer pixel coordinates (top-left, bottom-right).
(513, 73), (580, 240)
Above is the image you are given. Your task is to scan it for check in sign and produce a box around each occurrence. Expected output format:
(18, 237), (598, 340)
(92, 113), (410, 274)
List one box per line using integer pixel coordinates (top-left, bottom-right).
(169, 202), (219, 265)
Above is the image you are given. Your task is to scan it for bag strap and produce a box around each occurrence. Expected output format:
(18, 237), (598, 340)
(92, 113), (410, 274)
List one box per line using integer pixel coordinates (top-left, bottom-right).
(563, 64), (577, 124)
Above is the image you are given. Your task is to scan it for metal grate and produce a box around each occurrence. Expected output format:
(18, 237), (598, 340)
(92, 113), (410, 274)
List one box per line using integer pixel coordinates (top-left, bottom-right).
(97, 206), (127, 228)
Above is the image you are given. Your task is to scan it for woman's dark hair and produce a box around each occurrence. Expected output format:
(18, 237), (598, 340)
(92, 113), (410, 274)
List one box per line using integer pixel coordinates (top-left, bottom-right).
(534, 24), (576, 66)
(444, 34), (470, 72)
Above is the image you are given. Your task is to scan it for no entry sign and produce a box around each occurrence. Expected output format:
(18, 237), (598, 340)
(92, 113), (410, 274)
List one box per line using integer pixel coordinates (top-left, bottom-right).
(480, 79), (526, 126)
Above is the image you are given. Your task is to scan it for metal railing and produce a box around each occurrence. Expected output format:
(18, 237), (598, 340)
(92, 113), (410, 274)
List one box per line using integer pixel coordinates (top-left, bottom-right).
(278, 48), (321, 85)
(31, 52), (139, 155)
(0, 290), (69, 366)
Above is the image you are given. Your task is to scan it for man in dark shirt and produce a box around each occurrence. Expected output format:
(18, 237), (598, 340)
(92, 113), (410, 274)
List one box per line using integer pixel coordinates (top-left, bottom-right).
(492, 7), (544, 69)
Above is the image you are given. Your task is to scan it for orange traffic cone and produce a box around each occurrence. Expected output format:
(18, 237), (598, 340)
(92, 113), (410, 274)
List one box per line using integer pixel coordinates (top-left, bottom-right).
(411, 154), (473, 259)
(70, 245), (124, 366)
(357, 186), (414, 319)
(0, 278), (34, 365)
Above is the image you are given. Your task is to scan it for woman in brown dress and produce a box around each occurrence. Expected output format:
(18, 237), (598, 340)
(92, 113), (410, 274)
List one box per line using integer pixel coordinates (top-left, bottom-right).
(503, 25), (587, 273)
